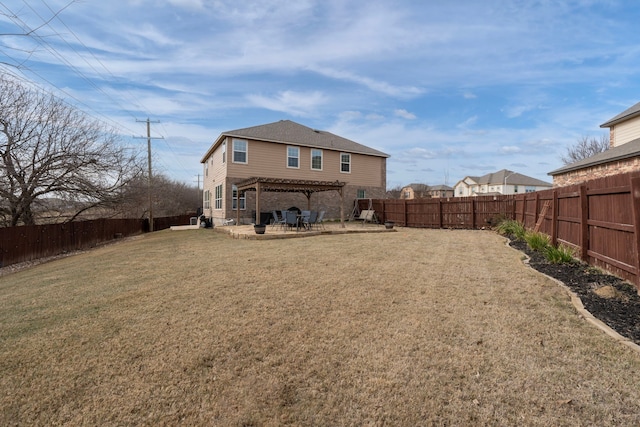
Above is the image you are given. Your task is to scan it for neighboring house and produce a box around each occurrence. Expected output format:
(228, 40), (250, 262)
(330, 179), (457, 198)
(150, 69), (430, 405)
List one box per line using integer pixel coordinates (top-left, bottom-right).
(400, 183), (430, 199)
(454, 169), (552, 197)
(400, 183), (453, 199)
(428, 184), (454, 198)
(200, 120), (389, 225)
(550, 101), (640, 186)
(454, 176), (479, 197)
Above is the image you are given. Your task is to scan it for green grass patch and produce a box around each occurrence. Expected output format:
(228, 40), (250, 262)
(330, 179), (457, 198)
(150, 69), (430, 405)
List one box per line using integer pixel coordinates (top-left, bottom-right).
(494, 219), (526, 240)
(544, 244), (576, 264)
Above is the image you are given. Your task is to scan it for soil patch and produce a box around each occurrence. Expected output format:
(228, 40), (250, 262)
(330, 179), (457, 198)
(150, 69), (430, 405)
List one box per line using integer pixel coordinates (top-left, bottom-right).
(509, 238), (640, 345)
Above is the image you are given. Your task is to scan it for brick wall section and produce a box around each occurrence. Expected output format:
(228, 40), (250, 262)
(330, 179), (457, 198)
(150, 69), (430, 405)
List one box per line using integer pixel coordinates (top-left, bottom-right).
(553, 156), (640, 186)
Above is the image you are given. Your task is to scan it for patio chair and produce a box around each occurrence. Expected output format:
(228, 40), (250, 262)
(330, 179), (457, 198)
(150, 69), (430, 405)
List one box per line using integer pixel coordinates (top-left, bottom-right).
(271, 210), (285, 229)
(303, 211), (317, 230)
(315, 210), (326, 230)
(284, 210), (298, 231)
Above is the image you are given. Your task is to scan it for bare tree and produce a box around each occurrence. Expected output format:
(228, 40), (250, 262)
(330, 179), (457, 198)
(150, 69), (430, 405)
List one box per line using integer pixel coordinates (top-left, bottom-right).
(385, 184), (403, 199)
(114, 173), (200, 219)
(561, 135), (610, 165)
(0, 75), (142, 226)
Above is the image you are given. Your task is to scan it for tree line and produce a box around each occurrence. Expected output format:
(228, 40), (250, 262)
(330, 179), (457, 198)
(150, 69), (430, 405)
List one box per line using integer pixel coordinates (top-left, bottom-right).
(0, 75), (198, 227)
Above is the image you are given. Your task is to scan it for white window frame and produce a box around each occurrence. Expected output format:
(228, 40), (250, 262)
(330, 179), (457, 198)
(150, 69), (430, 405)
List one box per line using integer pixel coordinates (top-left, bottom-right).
(311, 149), (323, 171)
(214, 184), (223, 209)
(222, 141), (226, 163)
(340, 152), (351, 173)
(232, 185), (246, 210)
(203, 190), (210, 209)
(287, 146), (300, 169)
(232, 139), (247, 164)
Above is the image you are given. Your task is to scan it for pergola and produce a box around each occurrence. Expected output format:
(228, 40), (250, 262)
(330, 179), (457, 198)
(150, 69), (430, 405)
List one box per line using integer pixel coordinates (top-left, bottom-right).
(235, 177), (346, 227)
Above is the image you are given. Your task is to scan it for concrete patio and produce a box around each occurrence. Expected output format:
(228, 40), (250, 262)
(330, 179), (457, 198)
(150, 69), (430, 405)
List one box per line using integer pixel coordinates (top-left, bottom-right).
(210, 221), (396, 239)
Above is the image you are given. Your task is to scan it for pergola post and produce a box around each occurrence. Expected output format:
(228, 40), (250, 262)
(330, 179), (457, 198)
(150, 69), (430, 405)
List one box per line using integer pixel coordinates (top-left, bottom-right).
(255, 181), (261, 224)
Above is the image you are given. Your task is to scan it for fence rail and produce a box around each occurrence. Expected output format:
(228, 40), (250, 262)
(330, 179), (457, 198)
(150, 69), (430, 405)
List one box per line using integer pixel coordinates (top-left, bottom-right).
(358, 196), (515, 229)
(0, 214), (193, 268)
(359, 171), (640, 290)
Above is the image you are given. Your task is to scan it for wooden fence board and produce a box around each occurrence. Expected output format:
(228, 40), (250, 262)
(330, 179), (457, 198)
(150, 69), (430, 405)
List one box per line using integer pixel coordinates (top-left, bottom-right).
(0, 215), (193, 269)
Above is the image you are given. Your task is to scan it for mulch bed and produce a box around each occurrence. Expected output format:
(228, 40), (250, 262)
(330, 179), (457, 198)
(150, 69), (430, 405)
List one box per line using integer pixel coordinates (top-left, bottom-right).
(509, 238), (640, 345)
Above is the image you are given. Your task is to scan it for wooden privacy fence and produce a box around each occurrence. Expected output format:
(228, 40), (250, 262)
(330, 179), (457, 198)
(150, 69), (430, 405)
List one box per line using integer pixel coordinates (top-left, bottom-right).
(357, 196), (515, 229)
(0, 214), (193, 268)
(515, 172), (640, 288)
(360, 171), (640, 290)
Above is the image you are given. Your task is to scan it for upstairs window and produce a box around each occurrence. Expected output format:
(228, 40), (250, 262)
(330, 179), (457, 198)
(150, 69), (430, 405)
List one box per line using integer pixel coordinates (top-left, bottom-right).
(233, 139), (247, 164)
(287, 146), (299, 168)
(340, 153), (351, 173)
(311, 149), (323, 170)
(222, 141), (226, 163)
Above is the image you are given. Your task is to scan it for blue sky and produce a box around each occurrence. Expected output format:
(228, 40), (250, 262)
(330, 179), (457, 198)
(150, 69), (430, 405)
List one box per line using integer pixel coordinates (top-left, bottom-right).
(2, 0), (640, 189)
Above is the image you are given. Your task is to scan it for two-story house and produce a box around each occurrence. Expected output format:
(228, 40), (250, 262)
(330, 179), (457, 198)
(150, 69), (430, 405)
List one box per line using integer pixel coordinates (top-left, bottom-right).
(549, 101), (640, 186)
(400, 183), (454, 199)
(200, 120), (389, 225)
(454, 169), (552, 196)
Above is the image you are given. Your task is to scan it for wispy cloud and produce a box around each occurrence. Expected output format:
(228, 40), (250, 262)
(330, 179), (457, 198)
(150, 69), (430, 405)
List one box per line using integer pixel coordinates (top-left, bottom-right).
(246, 90), (328, 116)
(394, 109), (416, 120)
(1, 0), (636, 186)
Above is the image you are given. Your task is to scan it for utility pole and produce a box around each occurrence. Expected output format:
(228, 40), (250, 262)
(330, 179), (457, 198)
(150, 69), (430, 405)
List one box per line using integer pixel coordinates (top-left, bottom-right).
(135, 118), (162, 231)
(194, 174), (201, 214)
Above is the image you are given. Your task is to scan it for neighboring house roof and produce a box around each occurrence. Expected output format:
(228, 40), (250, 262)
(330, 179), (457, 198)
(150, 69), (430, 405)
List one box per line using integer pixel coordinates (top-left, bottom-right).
(454, 176), (480, 187)
(455, 170), (551, 188)
(476, 169), (552, 187)
(600, 101), (640, 128)
(201, 120), (389, 162)
(429, 185), (453, 191)
(403, 183), (430, 191)
(548, 137), (640, 176)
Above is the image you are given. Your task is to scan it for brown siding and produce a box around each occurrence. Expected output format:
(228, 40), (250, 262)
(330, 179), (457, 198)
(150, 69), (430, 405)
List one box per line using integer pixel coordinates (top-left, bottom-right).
(225, 139), (384, 187)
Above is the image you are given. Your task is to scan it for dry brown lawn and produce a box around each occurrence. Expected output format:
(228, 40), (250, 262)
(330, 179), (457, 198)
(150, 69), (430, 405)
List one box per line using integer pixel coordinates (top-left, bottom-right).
(1, 227), (640, 426)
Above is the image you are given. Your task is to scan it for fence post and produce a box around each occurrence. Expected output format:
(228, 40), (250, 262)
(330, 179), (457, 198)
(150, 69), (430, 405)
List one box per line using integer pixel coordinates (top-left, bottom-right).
(630, 174), (640, 288)
(438, 199), (443, 228)
(579, 185), (589, 262)
(551, 190), (558, 247)
(404, 199), (408, 227)
(471, 199), (476, 229)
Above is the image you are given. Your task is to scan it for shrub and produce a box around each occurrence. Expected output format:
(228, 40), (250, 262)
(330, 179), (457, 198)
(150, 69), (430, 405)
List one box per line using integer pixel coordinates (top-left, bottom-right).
(524, 231), (550, 252)
(494, 219), (526, 241)
(544, 244), (575, 264)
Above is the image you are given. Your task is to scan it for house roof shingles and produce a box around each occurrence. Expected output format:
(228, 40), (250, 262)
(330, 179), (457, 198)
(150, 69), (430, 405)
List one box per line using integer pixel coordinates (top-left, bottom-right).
(478, 169), (551, 186)
(201, 120), (389, 162)
(548, 137), (640, 176)
(600, 101), (640, 128)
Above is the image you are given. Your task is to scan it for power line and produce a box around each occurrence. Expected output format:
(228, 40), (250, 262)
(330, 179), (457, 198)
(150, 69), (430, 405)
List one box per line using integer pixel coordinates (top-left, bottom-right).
(1, 1), (201, 182)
